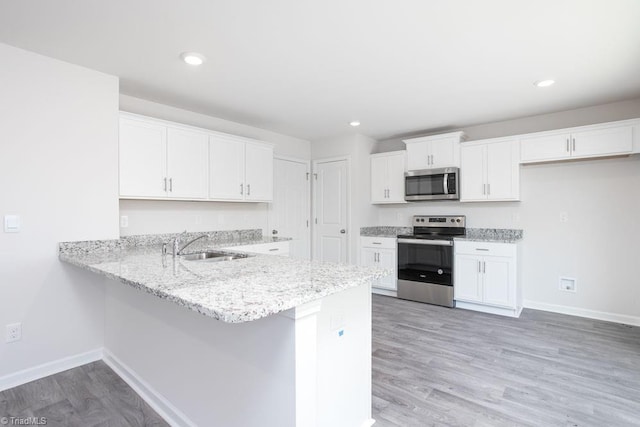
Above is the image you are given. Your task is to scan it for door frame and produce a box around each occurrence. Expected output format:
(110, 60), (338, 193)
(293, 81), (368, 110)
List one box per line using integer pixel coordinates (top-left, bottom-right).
(311, 155), (351, 263)
(269, 155), (311, 258)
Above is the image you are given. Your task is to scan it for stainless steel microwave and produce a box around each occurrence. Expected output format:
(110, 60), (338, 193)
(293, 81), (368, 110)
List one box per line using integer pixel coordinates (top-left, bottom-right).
(405, 167), (459, 201)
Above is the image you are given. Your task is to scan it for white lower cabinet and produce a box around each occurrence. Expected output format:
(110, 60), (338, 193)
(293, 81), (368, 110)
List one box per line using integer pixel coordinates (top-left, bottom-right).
(454, 241), (521, 317)
(360, 237), (397, 295)
(221, 241), (290, 256)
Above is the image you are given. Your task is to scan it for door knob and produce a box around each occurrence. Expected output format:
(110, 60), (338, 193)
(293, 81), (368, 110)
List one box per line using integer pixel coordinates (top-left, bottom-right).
(272, 230), (278, 235)
(340, 229), (346, 234)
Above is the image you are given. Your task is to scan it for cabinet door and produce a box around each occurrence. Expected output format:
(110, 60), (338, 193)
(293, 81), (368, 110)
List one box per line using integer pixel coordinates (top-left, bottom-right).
(244, 142), (274, 201)
(486, 140), (517, 200)
(430, 138), (458, 168)
(376, 248), (397, 290)
(406, 143), (430, 171)
(386, 153), (406, 203)
(370, 155), (388, 203)
(460, 144), (486, 201)
(454, 255), (483, 302)
(167, 128), (209, 199)
(520, 133), (571, 163)
(119, 118), (167, 198)
(209, 136), (245, 201)
(571, 126), (633, 159)
(360, 247), (378, 269)
(482, 256), (515, 308)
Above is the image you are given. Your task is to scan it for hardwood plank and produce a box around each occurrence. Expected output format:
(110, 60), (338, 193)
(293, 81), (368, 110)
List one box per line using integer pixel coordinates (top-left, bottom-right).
(372, 294), (640, 427)
(0, 361), (169, 427)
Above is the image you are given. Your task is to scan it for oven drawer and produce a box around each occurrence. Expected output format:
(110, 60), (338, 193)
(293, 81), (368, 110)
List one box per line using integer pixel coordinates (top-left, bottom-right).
(454, 241), (516, 257)
(360, 236), (396, 249)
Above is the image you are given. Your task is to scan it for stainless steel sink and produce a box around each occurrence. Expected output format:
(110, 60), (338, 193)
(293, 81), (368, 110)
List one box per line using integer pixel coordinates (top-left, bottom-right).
(180, 251), (249, 262)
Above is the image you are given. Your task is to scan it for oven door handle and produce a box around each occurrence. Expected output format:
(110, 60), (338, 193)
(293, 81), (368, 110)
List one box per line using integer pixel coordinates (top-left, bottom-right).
(443, 173), (449, 194)
(397, 238), (453, 246)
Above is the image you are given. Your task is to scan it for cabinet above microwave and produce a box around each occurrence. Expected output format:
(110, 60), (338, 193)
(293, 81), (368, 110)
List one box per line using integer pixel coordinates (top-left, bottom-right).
(403, 131), (466, 171)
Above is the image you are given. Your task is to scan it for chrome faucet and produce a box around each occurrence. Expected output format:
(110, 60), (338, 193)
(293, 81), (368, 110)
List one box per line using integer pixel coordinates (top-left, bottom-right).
(172, 231), (208, 257)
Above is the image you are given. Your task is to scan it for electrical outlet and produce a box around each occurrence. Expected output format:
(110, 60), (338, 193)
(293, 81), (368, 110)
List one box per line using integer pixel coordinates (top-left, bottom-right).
(120, 215), (129, 228)
(559, 277), (577, 293)
(560, 212), (569, 223)
(6, 323), (21, 343)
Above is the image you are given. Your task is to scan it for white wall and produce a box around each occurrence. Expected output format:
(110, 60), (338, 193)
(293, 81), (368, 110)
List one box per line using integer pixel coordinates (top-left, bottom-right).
(376, 97), (640, 151)
(0, 43), (119, 378)
(372, 98), (640, 323)
(104, 280), (296, 427)
(311, 134), (377, 263)
(119, 95), (311, 237)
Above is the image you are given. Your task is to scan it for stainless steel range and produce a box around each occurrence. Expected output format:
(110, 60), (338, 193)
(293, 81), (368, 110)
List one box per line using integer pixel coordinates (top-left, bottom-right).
(396, 215), (466, 307)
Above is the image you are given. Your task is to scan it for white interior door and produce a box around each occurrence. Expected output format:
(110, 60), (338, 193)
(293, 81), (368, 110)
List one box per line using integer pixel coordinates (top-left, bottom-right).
(269, 158), (310, 260)
(314, 159), (348, 263)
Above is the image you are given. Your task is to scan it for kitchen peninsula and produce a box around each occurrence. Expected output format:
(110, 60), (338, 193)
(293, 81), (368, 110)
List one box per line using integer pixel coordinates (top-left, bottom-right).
(59, 230), (381, 427)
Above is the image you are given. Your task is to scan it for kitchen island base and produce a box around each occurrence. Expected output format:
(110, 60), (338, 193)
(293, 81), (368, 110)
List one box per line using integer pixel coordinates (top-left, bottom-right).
(103, 278), (372, 427)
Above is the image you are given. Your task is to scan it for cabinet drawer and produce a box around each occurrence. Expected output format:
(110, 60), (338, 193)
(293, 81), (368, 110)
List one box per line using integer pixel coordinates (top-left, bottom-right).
(360, 236), (396, 249)
(454, 241), (516, 257)
(221, 241), (290, 255)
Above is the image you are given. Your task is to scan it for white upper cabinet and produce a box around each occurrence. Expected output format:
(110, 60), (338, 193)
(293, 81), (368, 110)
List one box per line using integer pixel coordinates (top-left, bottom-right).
(520, 133), (570, 162)
(460, 138), (520, 202)
(209, 136), (274, 202)
(520, 120), (635, 163)
(119, 112), (273, 202)
(244, 142), (274, 201)
(403, 131), (465, 170)
(209, 135), (245, 201)
(370, 151), (406, 204)
(119, 117), (167, 198)
(166, 128), (209, 199)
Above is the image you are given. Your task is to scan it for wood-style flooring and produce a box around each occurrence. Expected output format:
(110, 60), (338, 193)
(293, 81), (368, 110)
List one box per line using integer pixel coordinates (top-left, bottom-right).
(372, 294), (640, 427)
(0, 361), (168, 427)
(2, 296), (639, 426)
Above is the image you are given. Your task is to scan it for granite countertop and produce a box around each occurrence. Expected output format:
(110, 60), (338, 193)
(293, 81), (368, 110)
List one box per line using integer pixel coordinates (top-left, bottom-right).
(454, 228), (523, 243)
(59, 230), (383, 324)
(360, 226), (412, 238)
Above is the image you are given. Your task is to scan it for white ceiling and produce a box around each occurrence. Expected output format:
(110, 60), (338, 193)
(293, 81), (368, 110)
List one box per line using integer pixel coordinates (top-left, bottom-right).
(1, 0), (639, 141)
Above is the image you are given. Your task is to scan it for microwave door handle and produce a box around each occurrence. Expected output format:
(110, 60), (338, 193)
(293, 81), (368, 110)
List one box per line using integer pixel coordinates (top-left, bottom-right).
(443, 173), (449, 194)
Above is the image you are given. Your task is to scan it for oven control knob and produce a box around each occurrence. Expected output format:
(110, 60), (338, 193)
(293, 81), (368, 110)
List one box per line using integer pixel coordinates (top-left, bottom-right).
(437, 269), (443, 275)
(456, 219), (461, 223)
(450, 219), (454, 222)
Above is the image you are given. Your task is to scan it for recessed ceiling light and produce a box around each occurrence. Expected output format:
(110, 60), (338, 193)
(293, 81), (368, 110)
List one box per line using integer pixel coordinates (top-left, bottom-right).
(180, 52), (206, 66)
(534, 79), (555, 88)
(349, 121), (361, 127)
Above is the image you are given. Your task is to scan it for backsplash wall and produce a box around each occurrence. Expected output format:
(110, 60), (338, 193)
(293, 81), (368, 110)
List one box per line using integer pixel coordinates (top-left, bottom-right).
(119, 200), (269, 236)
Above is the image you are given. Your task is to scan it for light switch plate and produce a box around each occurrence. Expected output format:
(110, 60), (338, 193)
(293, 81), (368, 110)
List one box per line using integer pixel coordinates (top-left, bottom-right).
(4, 215), (20, 233)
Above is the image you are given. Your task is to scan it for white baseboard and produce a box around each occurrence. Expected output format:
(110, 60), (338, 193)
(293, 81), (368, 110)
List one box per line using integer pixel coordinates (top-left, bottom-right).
(523, 300), (640, 326)
(455, 301), (522, 318)
(0, 348), (103, 392)
(372, 288), (397, 297)
(362, 418), (376, 427)
(102, 349), (196, 427)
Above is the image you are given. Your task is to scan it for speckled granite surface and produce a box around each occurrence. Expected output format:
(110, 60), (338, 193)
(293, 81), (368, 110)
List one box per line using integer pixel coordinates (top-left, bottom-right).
(360, 226), (412, 237)
(59, 229), (288, 255)
(59, 232), (383, 323)
(455, 228), (523, 243)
